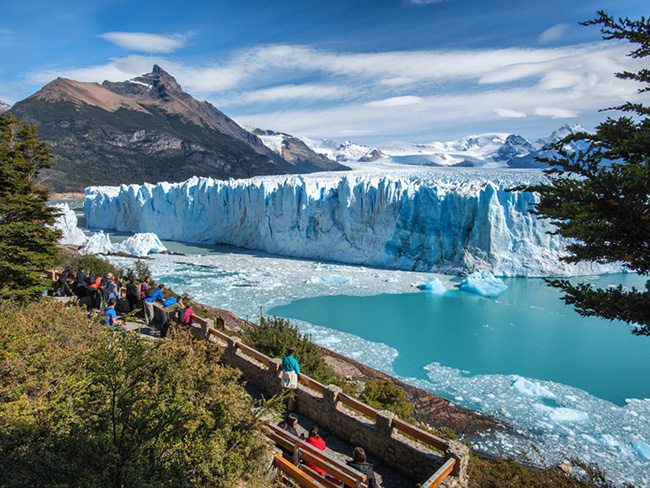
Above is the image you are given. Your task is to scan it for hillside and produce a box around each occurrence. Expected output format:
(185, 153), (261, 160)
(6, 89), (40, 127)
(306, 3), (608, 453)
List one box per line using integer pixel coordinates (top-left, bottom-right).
(11, 66), (346, 192)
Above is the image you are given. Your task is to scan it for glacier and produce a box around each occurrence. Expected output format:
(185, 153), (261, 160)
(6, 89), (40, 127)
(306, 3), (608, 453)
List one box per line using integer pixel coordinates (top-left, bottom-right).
(51, 203), (87, 246)
(84, 168), (620, 277)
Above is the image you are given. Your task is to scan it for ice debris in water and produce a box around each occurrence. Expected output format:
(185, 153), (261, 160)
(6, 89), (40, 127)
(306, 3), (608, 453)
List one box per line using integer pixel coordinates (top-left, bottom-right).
(79, 231), (113, 255)
(459, 271), (507, 297)
(115, 233), (167, 257)
(417, 277), (446, 294)
(632, 441), (650, 460)
(510, 375), (556, 399)
(50, 203), (87, 246)
(533, 404), (590, 423)
(309, 276), (351, 284)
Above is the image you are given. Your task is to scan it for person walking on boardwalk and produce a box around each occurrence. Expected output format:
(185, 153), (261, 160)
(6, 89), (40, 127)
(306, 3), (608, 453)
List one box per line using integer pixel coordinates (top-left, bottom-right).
(281, 345), (300, 411)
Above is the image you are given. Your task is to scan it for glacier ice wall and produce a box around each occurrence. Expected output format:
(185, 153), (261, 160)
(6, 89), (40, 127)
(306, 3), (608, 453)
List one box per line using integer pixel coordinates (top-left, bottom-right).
(84, 171), (619, 277)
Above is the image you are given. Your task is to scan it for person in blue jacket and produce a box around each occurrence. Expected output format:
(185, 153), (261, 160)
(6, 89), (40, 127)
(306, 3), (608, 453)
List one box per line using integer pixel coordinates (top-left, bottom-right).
(282, 346), (300, 411)
(143, 284), (164, 325)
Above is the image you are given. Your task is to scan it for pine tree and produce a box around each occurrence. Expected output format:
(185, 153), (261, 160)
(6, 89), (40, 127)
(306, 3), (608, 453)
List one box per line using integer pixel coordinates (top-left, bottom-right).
(0, 113), (60, 299)
(524, 12), (650, 336)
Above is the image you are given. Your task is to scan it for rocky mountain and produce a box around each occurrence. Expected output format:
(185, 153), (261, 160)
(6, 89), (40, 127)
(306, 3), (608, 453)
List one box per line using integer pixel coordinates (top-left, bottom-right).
(252, 129), (347, 172)
(0, 100), (10, 113)
(10, 66), (346, 192)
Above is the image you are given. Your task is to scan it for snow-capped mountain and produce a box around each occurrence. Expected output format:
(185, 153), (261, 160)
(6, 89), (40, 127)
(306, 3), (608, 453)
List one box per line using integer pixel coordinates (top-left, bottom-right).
(0, 100), (10, 113)
(251, 129), (347, 172)
(298, 124), (586, 169)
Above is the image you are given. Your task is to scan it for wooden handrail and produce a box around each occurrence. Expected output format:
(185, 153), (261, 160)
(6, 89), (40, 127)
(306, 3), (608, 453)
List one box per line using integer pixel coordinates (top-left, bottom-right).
(273, 455), (327, 488)
(392, 418), (448, 452)
(338, 393), (378, 421)
(421, 458), (456, 488)
(238, 341), (271, 366)
(298, 374), (325, 394)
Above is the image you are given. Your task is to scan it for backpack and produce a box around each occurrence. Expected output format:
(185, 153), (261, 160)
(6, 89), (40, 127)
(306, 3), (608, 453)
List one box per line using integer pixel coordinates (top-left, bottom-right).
(99, 277), (111, 300)
(145, 286), (157, 298)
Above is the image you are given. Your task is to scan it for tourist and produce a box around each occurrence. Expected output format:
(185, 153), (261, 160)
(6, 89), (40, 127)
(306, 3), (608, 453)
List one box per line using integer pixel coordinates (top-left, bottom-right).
(278, 413), (300, 438)
(57, 267), (73, 296)
(182, 300), (195, 325)
(159, 296), (183, 338)
(87, 275), (102, 309)
(281, 345), (300, 411)
(105, 297), (118, 326)
(347, 447), (378, 488)
(143, 283), (164, 325)
(304, 427), (327, 476)
(74, 267), (89, 298)
(105, 273), (119, 302)
(125, 277), (140, 312)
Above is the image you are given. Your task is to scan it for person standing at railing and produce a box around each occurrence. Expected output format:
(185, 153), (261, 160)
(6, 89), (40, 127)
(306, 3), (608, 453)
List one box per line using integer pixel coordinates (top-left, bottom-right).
(143, 283), (164, 325)
(281, 346), (300, 412)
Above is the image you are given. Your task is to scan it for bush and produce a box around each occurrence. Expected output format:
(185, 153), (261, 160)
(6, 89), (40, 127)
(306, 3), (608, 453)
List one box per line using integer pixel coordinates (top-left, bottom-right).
(468, 455), (631, 488)
(360, 380), (414, 423)
(55, 252), (123, 279)
(0, 299), (274, 488)
(244, 314), (348, 391)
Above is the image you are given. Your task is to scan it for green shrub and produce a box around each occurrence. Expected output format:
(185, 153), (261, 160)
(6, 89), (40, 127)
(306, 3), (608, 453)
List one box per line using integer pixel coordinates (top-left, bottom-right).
(360, 380), (414, 423)
(468, 454), (631, 488)
(0, 299), (274, 488)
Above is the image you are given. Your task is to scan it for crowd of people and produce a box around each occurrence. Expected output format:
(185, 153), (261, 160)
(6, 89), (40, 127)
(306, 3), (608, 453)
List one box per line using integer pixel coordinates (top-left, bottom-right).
(54, 266), (195, 338)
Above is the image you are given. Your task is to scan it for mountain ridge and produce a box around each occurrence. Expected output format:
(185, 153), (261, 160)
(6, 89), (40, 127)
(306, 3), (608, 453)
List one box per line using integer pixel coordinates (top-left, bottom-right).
(11, 66), (345, 192)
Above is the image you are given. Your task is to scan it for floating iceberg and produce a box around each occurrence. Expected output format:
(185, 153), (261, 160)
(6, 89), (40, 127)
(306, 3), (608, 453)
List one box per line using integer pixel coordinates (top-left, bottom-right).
(601, 434), (634, 458)
(50, 203), (87, 246)
(115, 233), (167, 257)
(79, 231), (114, 255)
(510, 376), (556, 399)
(84, 170), (623, 277)
(533, 404), (590, 424)
(632, 441), (650, 460)
(459, 271), (508, 297)
(417, 277), (446, 294)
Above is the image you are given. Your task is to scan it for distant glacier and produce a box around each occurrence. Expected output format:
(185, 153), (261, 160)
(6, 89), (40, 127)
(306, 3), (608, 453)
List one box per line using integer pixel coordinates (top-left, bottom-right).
(84, 168), (618, 277)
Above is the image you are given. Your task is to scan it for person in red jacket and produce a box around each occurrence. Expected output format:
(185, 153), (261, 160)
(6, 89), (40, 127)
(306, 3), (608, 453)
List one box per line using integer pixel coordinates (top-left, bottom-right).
(304, 427), (327, 477)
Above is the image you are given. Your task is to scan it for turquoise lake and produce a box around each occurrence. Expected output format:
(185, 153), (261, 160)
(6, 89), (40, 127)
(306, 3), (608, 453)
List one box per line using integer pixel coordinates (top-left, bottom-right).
(269, 274), (650, 407)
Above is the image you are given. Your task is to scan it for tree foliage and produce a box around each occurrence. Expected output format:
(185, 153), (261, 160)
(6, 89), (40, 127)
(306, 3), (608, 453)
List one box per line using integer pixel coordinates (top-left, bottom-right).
(245, 314), (339, 385)
(0, 299), (273, 488)
(524, 12), (650, 336)
(0, 113), (60, 299)
(360, 380), (414, 423)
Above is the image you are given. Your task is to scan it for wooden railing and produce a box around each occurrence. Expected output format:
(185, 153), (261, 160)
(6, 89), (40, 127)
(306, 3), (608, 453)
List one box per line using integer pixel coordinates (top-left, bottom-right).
(203, 323), (458, 486)
(266, 422), (367, 488)
(421, 458), (456, 488)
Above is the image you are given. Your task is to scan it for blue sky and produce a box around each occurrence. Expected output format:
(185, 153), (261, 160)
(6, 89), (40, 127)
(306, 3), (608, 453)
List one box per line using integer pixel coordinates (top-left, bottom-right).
(1, 0), (648, 143)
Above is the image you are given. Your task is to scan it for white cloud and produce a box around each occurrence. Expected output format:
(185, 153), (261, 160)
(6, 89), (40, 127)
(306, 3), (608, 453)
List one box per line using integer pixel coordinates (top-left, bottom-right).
(99, 32), (187, 53)
(495, 108), (527, 118)
(24, 39), (644, 141)
(228, 84), (350, 104)
(538, 23), (570, 44)
(534, 107), (578, 118)
(365, 96), (424, 107)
